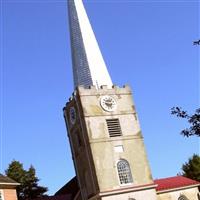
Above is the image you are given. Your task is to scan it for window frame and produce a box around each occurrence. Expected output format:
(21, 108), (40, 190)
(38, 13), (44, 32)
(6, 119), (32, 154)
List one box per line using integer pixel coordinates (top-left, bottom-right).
(106, 118), (122, 138)
(116, 159), (133, 186)
(0, 190), (4, 200)
(178, 195), (189, 200)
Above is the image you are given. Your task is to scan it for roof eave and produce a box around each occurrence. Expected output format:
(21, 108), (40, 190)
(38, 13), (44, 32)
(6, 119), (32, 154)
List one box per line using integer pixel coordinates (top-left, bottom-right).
(0, 182), (20, 186)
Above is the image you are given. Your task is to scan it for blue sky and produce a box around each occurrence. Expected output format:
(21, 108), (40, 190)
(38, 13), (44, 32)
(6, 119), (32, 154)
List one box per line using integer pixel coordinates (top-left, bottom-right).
(1, 0), (199, 195)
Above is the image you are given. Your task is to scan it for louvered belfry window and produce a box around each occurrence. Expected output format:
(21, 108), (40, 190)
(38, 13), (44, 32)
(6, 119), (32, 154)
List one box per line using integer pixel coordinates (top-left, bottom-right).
(106, 118), (122, 137)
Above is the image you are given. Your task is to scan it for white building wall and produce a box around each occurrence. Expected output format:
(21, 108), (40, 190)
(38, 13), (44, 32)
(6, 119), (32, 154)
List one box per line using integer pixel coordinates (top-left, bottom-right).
(157, 187), (199, 200)
(101, 188), (158, 200)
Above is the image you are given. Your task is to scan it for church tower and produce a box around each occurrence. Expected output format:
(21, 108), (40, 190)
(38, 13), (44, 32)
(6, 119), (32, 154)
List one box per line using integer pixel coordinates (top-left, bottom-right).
(63, 0), (158, 199)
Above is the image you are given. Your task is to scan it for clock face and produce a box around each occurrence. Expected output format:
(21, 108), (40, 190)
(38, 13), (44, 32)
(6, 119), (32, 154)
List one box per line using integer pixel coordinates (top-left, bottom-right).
(69, 107), (76, 125)
(100, 96), (117, 112)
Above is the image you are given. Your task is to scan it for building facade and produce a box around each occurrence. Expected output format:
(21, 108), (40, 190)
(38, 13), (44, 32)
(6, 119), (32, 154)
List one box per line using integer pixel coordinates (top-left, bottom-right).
(54, 176), (200, 200)
(0, 174), (19, 200)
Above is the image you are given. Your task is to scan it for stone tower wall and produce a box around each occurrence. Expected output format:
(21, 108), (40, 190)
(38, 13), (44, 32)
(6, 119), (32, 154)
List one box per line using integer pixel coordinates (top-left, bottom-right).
(64, 85), (157, 200)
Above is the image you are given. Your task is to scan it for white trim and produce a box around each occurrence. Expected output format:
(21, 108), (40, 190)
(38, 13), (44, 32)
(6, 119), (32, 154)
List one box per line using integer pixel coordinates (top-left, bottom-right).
(120, 182), (133, 187)
(156, 183), (200, 194)
(0, 182), (20, 186)
(0, 189), (5, 200)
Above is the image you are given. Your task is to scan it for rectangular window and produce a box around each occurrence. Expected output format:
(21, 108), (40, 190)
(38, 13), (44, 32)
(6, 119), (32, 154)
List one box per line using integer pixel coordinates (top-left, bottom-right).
(106, 118), (122, 137)
(114, 145), (124, 152)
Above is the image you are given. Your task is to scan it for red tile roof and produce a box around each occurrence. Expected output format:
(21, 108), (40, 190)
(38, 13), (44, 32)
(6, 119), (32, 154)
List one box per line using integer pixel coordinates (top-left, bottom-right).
(154, 176), (200, 191)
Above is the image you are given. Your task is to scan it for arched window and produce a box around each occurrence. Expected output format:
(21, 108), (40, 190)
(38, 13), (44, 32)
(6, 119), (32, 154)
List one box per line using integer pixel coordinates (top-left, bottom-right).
(178, 195), (189, 200)
(117, 159), (133, 185)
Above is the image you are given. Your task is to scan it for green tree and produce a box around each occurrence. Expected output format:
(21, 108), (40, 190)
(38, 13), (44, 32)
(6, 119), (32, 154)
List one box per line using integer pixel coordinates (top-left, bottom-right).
(181, 154), (200, 182)
(5, 160), (48, 200)
(171, 107), (200, 137)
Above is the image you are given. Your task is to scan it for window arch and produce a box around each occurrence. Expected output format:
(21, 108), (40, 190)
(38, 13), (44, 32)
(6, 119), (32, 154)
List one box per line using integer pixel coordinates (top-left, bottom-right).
(178, 195), (189, 200)
(117, 159), (133, 185)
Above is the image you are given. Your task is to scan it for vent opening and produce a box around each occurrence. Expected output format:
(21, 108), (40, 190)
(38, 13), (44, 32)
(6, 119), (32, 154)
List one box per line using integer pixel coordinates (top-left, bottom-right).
(106, 118), (122, 137)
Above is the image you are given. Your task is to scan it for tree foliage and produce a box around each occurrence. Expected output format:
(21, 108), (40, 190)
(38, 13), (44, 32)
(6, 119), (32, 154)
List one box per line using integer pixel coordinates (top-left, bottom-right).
(181, 154), (200, 182)
(171, 107), (200, 137)
(5, 160), (48, 200)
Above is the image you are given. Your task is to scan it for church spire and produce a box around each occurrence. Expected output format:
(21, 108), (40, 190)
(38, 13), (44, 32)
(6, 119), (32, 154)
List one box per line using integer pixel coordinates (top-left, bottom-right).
(68, 0), (113, 89)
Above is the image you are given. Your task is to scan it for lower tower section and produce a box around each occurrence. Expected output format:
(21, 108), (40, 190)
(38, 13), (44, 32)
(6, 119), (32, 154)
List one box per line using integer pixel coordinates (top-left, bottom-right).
(63, 85), (157, 200)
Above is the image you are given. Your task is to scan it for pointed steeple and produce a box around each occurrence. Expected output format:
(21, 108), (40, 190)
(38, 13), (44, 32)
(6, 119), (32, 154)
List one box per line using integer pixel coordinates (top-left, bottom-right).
(68, 0), (113, 89)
